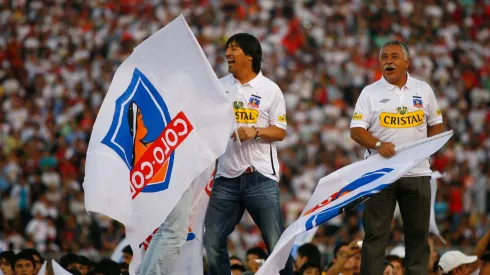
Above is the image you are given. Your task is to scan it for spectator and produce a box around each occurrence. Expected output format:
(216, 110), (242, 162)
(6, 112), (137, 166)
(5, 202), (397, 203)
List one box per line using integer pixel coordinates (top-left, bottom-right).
(11, 251), (35, 275)
(78, 255), (92, 275)
(230, 264), (246, 275)
(325, 240), (361, 275)
(0, 251), (15, 275)
(59, 253), (80, 271)
(299, 262), (322, 275)
(384, 261), (395, 275)
(479, 252), (490, 275)
(294, 243), (322, 272)
(245, 247), (268, 273)
(438, 251), (477, 275)
(121, 245), (132, 265)
(0, 0), (488, 265)
(19, 249), (41, 275)
(230, 255), (243, 267)
(92, 259), (119, 275)
(385, 255), (404, 275)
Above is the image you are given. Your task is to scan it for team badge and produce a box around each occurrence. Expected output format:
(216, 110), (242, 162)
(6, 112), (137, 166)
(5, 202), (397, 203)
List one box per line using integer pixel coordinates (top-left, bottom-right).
(248, 95), (261, 108)
(413, 96), (423, 109)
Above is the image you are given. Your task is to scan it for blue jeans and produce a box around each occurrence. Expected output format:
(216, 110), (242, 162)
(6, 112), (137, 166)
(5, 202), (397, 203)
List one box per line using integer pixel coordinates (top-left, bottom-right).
(203, 171), (294, 275)
(139, 188), (192, 275)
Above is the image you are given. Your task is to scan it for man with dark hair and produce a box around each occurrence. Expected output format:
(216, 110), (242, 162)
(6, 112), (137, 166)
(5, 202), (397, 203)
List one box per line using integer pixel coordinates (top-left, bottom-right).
(326, 240), (362, 275)
(479, 252), (490, 275)
(0, 251), (15, 275)
(295, 243), (321, 271)
(203, 32), (292, 275)
(350, 39), (444, 275)
(230, 264), (246, 275)
(20, 249), (42, 275)
(385, 255), (404, 275)
(229, 255), (243, 267)
(245, 247), (268, 273)
(299, 262), (322, 275)
(93, 259), (120, 275)
(78, 255), (92, 275)
(60, 253), (81, 271)
(12, 251), (35, 275)
(438, 251), (477, 275)
(122, 245), (133, 265)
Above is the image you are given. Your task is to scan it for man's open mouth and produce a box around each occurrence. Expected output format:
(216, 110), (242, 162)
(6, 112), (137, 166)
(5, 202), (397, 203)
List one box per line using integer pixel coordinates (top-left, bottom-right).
(228, 60), (235, 65)
(385, 66), (395, 72)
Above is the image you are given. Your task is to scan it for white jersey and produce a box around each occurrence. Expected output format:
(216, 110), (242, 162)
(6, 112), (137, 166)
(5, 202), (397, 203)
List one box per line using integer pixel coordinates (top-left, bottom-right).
(216, 72), (287, 182)
(350, 74), (443, 177)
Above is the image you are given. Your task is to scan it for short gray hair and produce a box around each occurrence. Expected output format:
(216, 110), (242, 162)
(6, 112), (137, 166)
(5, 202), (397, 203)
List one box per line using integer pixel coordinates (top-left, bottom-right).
(379, 40), (410, 60)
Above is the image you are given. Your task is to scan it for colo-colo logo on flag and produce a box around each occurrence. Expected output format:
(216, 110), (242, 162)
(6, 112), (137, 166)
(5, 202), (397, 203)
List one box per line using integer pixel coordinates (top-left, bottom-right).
(102, 69), (193, 199)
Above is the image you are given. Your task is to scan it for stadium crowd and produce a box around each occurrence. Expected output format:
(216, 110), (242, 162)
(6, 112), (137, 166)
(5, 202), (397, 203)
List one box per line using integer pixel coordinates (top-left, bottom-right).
(0, 0), (489, 274)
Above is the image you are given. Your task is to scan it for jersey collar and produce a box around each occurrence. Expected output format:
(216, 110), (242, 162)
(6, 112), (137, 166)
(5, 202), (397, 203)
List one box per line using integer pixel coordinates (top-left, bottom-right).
(381, 72), (413, 90)
(231, 71), (263, 88)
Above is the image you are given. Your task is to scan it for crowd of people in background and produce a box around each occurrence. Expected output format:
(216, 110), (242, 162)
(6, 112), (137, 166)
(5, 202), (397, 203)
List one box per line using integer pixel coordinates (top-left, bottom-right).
(0, 0), (489, 274)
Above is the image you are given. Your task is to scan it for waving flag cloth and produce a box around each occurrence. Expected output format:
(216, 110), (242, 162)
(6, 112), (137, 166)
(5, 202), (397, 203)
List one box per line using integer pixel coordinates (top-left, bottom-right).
(430, 171), (446, 244)
(37, 261), (47, 275)
(52, 260), (72, 275)
(256, 131), (453, 275)
(82, 14), (234, 274)
(168, 163), (215, 274)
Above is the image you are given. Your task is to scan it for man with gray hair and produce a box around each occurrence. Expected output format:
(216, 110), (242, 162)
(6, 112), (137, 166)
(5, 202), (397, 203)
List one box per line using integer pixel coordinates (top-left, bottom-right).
(350, 40), (444, 275)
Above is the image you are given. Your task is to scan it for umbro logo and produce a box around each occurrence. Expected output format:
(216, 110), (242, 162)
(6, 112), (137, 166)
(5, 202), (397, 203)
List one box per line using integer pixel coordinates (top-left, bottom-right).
(225, 90), (229, 94)
(380, 99), (390, 103)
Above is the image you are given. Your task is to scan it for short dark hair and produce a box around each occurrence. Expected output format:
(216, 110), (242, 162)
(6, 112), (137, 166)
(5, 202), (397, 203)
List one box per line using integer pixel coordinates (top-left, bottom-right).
(297, 243), (322, 266)
(333, 242), (349, 258)
(225, 33), (262, 73)
(386, 255), (404, 266)
(122, 245), (133, 256)
(60, 253), (80, 269)
(246, 247), (268, 260)
(229, 255), (243, 264)
(0, 251), (16, 265)
(384, 260), (394, 269)
(93, 259), (120, 275)
(12, 251), (35, 270)
(299, 262), (322, 274)
(78, 255), (91, 266)
(22, 248), (43, 264)
(481, 252), (490, 262)
(230, 264), (246, 272)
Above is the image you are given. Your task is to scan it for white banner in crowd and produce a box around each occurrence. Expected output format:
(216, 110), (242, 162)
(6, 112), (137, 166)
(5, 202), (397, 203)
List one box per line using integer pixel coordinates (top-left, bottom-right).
(52, 260), (72, 275)
(430, 171), (446, 244)
(37, 261), (47, 275)
(256, 131), (453, 275)
(83, 14), (234, 275)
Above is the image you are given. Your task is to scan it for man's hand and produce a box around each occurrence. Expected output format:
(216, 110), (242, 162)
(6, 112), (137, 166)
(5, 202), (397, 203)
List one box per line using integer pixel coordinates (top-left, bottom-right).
(346, 240), (362, 257)
(378, 142), (396, 158)
(231, 127), (257, 142)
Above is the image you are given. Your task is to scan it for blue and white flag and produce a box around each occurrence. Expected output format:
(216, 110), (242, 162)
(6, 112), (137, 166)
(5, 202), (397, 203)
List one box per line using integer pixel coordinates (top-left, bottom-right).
(256, 131), (453, 275)
(83, 15), (234, 275)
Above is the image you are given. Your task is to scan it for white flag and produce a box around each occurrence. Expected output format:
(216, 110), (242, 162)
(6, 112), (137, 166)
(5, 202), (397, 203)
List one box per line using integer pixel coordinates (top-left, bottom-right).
(52, 260), (72, 275)
(37, 261), (47, 275)
(169, 163), (215, 274)
(256, 131), (453, 275)
(430, 171), (446, 244)
(290, 227), (318, 259)
(110, 237), (130, 263)
(83, 14), (234, 274)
